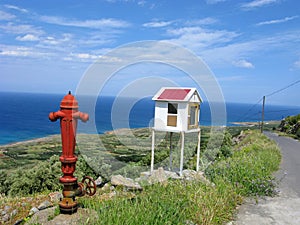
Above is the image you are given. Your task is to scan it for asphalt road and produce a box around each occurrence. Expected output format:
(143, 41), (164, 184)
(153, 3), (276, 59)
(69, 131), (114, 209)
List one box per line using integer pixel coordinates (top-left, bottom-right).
(265, 132), (300, 197)
(229, 132), (300, 225)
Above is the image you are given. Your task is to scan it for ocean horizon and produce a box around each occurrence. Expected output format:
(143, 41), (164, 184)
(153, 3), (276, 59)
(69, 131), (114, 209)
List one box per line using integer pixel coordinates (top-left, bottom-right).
(1, 91), (300, 146)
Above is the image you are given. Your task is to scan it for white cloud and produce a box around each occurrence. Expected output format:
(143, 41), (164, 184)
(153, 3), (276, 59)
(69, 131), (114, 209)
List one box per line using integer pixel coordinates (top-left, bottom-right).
(0, 23), (44, 35)
(0, 50), (30, 57)
(294, 59), (300, 69)
(4, 5), (28, 13)
(198, 31), (300, 68)
(35, 34), (73, 52)
(104, 0), (143, 4)
(63, 52), (102, 62)
(185, 17), (218, 26)
(16, 34), (39, 41)
(233, 59), (254, 68)
(143, 20), (174, 28)
(0, 46), (49, 57)
(73, 53), (99, 60)
(256, 16), (298, 26)
(166, 27), (239, 49)
(0, 10), (15, 20)
(104, 0), (126, 2)
(40, 16), (130, 29)
(137, 1), (147, 6)
(42, 36), (60, 45)
(206, 0), (227, 4)
(241, 0), (278, 9)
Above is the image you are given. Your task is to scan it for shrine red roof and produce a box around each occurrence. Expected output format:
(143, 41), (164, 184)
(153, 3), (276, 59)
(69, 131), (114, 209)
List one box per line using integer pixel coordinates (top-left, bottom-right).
(152, 87), (202, 102)
(157, 89), (191, 100)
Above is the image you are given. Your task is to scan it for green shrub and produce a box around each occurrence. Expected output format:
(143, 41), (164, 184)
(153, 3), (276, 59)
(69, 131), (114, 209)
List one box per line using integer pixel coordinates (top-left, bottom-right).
(7, 155), (61, 196)
(1, 154), (97, 197)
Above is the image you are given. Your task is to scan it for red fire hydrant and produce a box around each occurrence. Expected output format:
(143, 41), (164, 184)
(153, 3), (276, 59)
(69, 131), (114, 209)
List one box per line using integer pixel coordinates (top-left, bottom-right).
(49, 91), (96, 214)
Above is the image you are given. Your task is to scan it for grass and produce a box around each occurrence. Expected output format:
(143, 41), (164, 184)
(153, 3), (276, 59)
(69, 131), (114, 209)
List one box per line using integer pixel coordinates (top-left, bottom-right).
(79, 180), (241, 225)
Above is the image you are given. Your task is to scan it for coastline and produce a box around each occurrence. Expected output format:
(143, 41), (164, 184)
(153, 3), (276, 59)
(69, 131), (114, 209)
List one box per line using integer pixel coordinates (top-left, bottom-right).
(0, 121), (282, 148)
(230, 120), (280, 127)
(0, 134), (60, 148)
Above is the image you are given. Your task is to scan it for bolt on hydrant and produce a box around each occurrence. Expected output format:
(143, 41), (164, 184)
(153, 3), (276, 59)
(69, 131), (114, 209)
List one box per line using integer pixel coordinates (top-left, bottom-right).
(49, 91), (96, 214)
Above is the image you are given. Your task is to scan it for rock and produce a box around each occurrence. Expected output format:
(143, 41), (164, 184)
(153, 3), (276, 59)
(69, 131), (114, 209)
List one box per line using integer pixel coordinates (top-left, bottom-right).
(1, 210), (7, 216)
(186, 220), (197, 225)
(182, 170), (213, 186)
(38, 200), (52, 210)
(4, 205), (11, 211)
(27, 197), (33, 202)
(148, 167), (168, 184)
(111, 175), (143, 191)
(232, 131), (247, 144)
(182, 169), (197, 180)
(140, 171), (151, 177)
(165, 170), (181, 180)
(139, 168), (212, 186)
(291, 121), (300, 134)
(10, 209), (18, 218)
(2, 213), (9, 222)
(48, 192), (63, 203)
(29, 207), (39, 216)
(101, 183), (111, 192)
(95, 176), (103, 186)
(14, 219), (24, 225)
(25, 207), (98, 225)
(135, 171), (152, 184)
(101, 191), (116, 199)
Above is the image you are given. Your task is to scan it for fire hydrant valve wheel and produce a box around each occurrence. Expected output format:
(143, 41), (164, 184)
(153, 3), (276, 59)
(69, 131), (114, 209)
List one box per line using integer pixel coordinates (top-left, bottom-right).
(82, 176), (97, 196)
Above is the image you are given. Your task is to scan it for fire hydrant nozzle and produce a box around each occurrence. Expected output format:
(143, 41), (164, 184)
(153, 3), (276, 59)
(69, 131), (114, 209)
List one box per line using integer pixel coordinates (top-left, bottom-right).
(49, 111), (65, 122)
(49, 92), (96, 214)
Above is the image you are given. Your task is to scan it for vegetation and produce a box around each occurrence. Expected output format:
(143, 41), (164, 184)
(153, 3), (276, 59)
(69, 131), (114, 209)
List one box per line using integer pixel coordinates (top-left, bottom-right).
(0, 127), (281, 224)
(278, 113), (300, 139)
(79, 179), (240, 225)
(206, 130), (281, 197)
(0, 135), (62, 171)
(0, 155), (97, 196)
(77, 130), (280, 225)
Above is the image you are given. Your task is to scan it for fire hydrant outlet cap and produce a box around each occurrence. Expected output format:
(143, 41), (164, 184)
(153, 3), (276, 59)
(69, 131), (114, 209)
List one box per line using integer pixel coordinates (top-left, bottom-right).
(60, 93), (78, 109)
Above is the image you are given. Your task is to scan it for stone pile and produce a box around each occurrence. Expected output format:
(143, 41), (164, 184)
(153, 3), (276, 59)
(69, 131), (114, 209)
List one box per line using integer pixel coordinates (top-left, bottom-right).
(0, 205), (17, 223)
(109, 167), (213, 190)
(0, 192), (62, 224)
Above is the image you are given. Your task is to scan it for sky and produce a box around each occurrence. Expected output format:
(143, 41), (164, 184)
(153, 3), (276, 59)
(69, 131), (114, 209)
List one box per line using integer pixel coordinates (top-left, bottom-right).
(0, 0), (300, 106)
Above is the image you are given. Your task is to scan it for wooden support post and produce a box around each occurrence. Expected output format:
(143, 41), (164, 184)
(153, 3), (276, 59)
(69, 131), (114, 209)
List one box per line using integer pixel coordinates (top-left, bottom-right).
(196, 129), (201, 172)
(179, 131), (185, 176)
(151, 129), (155, 173)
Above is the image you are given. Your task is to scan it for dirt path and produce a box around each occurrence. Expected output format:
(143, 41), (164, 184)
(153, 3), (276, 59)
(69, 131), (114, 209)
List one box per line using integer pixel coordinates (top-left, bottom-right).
(230, 132), (300, 225)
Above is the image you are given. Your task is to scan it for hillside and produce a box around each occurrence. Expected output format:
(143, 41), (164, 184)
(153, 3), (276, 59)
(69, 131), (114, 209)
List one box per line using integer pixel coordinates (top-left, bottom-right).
(278, 114), (300, 139)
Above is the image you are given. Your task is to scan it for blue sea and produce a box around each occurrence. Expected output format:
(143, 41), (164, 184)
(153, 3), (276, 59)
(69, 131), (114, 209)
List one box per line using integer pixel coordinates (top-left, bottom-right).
(1, 92), (300, 146)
